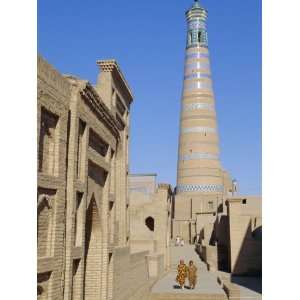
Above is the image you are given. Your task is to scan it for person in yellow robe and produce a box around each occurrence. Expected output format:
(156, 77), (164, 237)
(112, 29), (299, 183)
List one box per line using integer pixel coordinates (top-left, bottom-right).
(188, 260), (197, 289)
(176, 259), (188, 289)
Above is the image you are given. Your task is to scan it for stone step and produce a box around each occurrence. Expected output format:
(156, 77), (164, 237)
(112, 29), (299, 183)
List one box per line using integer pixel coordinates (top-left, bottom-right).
(150, 293), (227, 300)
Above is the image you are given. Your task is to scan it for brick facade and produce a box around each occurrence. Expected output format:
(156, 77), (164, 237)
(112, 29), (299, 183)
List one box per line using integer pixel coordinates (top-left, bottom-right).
(37, 56), (161, 300)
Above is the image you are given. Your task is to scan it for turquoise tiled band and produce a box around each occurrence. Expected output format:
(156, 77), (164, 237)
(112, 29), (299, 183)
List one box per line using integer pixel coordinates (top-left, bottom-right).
(177, 184), (224, 193)
(185, 52), (209, 60)
(184, 81), (212, 90)
(184, 73), (211, 80)
(188, 20), (206, 30)
(185, 62), (210, 71)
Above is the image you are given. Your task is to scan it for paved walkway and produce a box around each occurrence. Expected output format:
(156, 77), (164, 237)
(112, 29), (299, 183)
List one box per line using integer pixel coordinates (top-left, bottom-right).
(151, 245), (226, 299)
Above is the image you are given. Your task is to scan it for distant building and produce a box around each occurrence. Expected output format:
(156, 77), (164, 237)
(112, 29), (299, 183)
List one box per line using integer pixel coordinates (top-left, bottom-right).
(129, 173), (157, 195)
(129, 174), (173, 274)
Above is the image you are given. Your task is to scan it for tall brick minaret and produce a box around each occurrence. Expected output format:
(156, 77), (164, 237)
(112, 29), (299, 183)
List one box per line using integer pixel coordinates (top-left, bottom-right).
(176, 0), (223, 196)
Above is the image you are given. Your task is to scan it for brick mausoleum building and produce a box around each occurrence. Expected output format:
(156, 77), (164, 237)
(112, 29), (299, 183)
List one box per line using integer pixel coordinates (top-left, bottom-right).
(37, 56), (171, 300)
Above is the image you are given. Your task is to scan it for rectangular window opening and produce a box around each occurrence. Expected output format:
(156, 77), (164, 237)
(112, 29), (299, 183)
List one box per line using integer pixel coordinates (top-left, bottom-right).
(75, 192), (84, 246)
(38, 107), (59, 176)
(77, 119), (87, 180)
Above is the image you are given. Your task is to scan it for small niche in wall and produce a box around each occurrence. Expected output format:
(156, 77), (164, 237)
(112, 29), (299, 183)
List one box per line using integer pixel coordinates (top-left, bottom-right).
(74, 192), (84, 247)
(88, 160), (108, 186)
(37, 271), (51, 300)
(89, 128), (109, 157)
(109, 201), (114, 211)
(37, 188), (56, 258)
(145, 216), (155, 232)
(72, 259), (81, 300)
(116, 95), (126, 116)
(77, 119), (87, 180)
(38, 107), (59, 176)
(198, 31), (202, 43)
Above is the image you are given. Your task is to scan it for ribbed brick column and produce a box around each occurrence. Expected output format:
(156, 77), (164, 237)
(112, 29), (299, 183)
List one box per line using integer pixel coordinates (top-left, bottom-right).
(176, 0), (223, 195)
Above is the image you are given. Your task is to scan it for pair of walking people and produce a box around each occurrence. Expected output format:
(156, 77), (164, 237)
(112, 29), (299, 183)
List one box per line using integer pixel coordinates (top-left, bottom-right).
(176, 260), (197, 290)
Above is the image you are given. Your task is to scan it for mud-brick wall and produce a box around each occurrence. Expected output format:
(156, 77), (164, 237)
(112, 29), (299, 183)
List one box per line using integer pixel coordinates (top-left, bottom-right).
(113, 247), (152, 300)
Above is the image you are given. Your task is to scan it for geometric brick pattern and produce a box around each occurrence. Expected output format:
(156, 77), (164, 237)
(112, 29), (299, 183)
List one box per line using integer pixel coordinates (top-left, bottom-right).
(177, 184), (224, 193)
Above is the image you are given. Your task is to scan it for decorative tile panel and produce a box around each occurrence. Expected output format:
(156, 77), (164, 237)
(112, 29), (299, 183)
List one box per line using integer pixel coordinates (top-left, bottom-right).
(177, 184), (224, 193)
(185, 52), (209, 60)
(188, 20), (206, 30)
(185, 62), (210, 71)
(184, 73), (211, 80)
(184, 81), (212, 90)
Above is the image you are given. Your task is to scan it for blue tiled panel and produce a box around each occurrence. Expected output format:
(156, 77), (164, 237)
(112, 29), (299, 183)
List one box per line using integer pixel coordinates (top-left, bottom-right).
(184, 81), (212, 90)
(185, 53), (209, 60)
(184, 73), (211, 80)
(177, 184), (224, 193)
(185, 62), (210, 71)
(188, 20), (206, 30)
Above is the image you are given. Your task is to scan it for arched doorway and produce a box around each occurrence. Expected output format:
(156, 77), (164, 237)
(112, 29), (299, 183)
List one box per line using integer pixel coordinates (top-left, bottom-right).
(83, 195), (101, 299)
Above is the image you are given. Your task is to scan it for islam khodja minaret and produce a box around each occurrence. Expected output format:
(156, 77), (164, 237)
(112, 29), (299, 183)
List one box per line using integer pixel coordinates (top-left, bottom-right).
(174, 0), (230, 242)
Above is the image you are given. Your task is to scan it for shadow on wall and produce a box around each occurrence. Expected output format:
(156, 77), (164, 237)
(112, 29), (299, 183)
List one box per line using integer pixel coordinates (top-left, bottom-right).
(228, 220), (262, 294)
(232, 221), (262, 277)
(231, 275), (262, 294)
(216, 215), (229, 272)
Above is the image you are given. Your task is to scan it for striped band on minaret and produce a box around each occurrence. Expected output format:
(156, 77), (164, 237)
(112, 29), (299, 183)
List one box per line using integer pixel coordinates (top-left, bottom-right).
(176, 0), (224, 195)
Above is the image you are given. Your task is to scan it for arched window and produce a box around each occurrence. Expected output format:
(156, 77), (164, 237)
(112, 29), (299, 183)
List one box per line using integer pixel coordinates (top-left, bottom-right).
(198, 31), (202, 43)
(189, 32), (193, 45)
(37, 194), (54, 257)
(145, 216), (155, 232)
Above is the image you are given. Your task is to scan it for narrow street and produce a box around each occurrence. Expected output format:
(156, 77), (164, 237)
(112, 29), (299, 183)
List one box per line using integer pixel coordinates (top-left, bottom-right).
(150, 245), (226, 300)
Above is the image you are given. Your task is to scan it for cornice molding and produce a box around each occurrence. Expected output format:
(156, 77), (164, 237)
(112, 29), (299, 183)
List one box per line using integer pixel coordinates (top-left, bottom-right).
(79, 82), (121, 140)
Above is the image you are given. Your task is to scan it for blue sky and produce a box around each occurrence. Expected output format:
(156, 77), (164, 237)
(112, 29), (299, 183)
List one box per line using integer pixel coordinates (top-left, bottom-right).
(38, 0), (261, 195)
